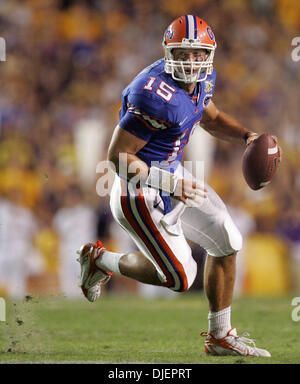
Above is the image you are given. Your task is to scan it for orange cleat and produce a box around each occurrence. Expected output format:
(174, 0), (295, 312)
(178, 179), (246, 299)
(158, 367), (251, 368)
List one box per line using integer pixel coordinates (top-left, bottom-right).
(201, 328), (271, 357)
(76, 241), (113, 302)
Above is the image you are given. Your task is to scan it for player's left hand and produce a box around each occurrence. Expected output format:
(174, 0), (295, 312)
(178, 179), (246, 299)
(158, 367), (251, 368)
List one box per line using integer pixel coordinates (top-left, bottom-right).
(172, 179), (207, 207)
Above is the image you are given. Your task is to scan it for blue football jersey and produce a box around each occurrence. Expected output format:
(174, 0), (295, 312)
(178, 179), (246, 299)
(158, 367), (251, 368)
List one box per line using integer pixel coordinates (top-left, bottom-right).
(119, 59), (216, 173)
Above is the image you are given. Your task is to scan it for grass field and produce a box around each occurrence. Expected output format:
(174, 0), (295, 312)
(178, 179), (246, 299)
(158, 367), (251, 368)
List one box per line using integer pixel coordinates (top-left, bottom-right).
(0, 292), (299, 364)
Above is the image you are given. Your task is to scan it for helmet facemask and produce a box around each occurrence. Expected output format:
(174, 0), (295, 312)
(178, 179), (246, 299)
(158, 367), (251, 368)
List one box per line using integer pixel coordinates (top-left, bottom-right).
(164, 39), (216, 83)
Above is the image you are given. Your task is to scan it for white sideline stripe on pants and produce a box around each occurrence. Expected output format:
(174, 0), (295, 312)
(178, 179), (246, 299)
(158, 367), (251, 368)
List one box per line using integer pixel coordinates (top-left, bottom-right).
(125, 183), (182, 291)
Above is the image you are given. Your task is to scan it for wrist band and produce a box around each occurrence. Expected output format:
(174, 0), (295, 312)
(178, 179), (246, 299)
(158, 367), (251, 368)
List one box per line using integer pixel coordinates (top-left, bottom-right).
(145, 167), (179, 194)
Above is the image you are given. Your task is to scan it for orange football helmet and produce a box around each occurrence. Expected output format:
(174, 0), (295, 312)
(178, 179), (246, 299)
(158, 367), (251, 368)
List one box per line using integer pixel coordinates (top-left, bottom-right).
(162, 15), (217, 83)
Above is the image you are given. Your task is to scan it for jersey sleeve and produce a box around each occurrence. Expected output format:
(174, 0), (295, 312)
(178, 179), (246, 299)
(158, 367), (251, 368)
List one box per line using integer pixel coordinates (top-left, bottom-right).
(119, 91), (174, 142)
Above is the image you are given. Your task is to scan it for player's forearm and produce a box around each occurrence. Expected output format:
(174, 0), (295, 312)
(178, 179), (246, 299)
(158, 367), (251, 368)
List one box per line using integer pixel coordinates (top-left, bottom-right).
(203, 111), (255, 144)
(109, 151), (150, 183)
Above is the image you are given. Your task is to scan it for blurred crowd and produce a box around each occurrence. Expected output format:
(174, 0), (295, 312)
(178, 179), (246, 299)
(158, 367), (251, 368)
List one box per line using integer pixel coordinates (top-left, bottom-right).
(0, 0), (299, 299)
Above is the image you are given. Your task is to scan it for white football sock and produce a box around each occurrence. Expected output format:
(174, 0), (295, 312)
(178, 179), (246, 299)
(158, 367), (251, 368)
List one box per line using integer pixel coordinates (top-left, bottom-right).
(208, 306), (231, 339)
(95, 250), (123, 275)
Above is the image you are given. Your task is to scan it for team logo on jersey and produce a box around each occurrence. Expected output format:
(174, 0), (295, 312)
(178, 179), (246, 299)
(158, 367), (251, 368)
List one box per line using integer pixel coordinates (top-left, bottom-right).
(204, 80), (214, 93)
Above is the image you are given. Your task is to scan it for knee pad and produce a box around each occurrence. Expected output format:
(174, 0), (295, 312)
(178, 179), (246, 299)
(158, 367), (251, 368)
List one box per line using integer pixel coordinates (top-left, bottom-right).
(220, 215), (243, 256)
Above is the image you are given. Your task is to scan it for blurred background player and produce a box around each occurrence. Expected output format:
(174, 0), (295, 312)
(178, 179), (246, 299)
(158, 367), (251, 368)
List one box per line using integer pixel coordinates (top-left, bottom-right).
(78, 15), (282, 357)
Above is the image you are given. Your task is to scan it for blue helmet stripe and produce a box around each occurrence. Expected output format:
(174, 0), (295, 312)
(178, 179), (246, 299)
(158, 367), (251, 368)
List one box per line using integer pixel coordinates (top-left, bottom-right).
(185, 15), (189, 38)
(193, 15), (197, 39)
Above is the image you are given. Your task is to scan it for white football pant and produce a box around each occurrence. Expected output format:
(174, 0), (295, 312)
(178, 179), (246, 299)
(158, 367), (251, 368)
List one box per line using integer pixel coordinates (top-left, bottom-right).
(110, 164), (243, 292)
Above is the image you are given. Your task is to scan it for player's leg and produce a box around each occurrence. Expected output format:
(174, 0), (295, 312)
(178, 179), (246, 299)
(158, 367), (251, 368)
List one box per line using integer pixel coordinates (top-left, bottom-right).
(107, 177), (197, 292)
(118, 251), (164, 286)
(181, 191), (242, 340)
(77, 240), (163, 302)
(178, 166), (270, 356)
(203, 252), (237, 344)
(78, 175), (197, 301)
(204, 252), (236, 313)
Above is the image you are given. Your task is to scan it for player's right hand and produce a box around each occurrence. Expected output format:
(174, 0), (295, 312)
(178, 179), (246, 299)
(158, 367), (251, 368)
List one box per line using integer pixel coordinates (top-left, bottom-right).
(172, 179), (207, 206)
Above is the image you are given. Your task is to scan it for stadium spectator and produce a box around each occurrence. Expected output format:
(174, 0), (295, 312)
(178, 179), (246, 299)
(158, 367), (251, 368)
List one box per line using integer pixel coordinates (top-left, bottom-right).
(0, 193), (44, 298)
(53, 183), (97, 298)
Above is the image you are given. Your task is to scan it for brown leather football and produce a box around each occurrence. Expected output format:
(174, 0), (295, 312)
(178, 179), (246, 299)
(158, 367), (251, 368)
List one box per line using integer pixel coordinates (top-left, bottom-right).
(242, 133), (280, 190)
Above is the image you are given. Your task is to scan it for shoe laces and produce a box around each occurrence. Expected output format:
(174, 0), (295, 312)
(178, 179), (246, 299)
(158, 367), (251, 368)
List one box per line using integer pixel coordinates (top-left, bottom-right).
(235, 332), (256, 348)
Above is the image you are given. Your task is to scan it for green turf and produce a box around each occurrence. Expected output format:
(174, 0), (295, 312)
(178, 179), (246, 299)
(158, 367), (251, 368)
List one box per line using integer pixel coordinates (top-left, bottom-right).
(0, 293), (299, 364)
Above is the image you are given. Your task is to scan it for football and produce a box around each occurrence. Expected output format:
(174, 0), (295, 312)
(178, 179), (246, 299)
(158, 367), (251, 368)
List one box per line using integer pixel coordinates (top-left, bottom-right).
(242, 133), (280, 190)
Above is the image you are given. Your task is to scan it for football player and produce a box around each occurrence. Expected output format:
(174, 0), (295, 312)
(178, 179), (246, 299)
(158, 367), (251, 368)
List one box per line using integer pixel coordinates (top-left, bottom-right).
(78, 15), (281, 357)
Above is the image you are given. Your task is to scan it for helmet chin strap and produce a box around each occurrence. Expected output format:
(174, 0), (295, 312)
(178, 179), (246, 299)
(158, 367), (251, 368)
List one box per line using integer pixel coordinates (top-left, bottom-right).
(175, 72), (198, 83)
(173, 64), (204, 83)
